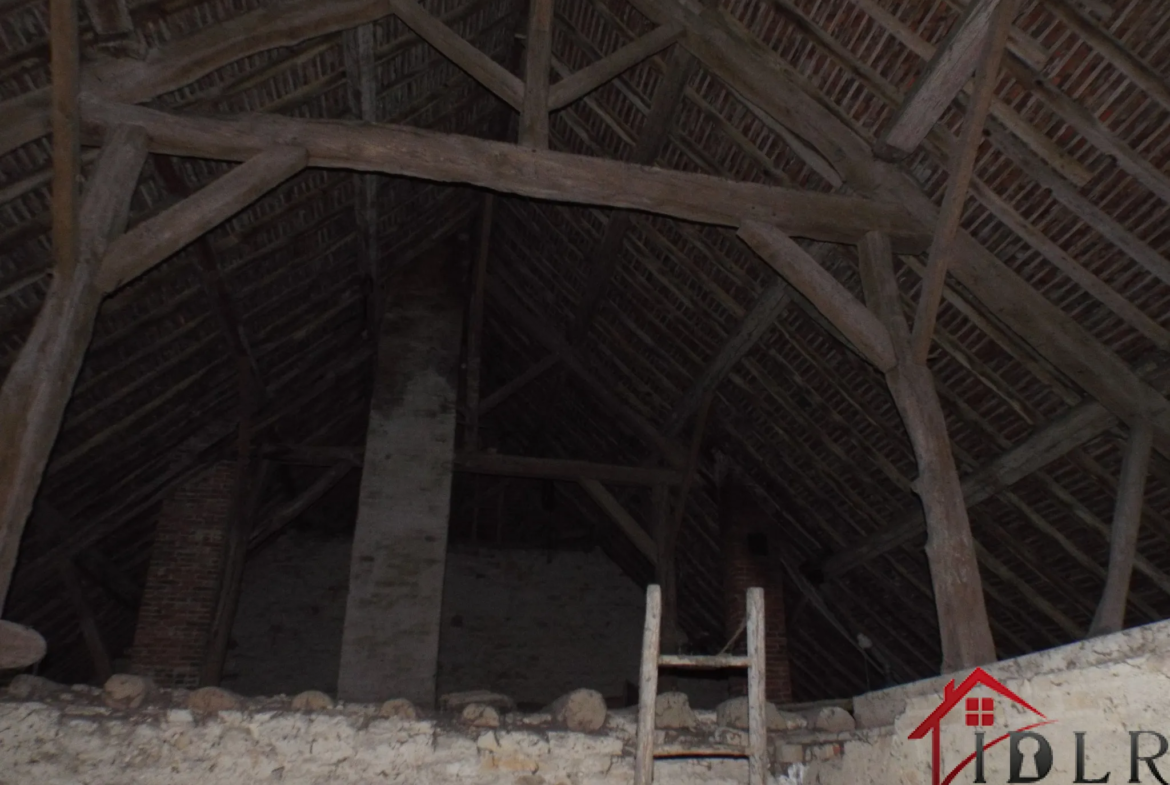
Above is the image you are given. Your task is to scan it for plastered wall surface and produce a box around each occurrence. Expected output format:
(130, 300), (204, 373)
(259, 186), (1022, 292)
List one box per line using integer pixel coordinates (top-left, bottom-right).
(337, 282), (462, 707)
(804, 619), (1170, 785)
(437, 548), (645, 707)
(224, 528), (352, 696)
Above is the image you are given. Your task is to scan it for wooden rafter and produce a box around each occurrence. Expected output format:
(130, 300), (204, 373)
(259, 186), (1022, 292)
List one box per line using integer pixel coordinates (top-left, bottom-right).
(663, 279), (789, 438)
(520, 0), (552, 147)
(567, 44), (696, 343)
(822, 399), (1119, 578)
(455, 453), (683, 485)
(343, 22), (384, 339)
(878, 0), (1006, 155)
(465, 194), (494, 450)
(579, 478), (657, 561)
(487, 275), (688, 467)
(624, 0), (1170, 457)
(1088, 422), (1154, 637)
(81, 95), (929, 250)
(389, 0), (525, 110)
(549, 24), (682, 110)
(152, 154), (266, 396)
(97, 146), (308, 293)
(908, 0), (1016, 363)
(477, 351), (562, 416)
(0, 125), (148, 611)
(81, 0), (133, 36)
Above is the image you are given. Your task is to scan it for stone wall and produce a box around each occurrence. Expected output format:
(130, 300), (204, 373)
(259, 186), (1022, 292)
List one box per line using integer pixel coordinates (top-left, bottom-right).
(437, 547), (645, 708)
(128, 462), (235, 687)
(0, 689), (791, 785)
(223, 528), (352, 696)
(801, 618), (1170, 785)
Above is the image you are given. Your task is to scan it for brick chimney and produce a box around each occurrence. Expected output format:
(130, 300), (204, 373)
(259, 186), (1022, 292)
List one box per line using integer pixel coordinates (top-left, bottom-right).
(129, 462), (235, 687)
(719, 472), (792, 704)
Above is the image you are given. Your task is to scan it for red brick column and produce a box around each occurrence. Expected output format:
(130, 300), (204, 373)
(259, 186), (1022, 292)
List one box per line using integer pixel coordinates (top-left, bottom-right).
(720, 475), (792, 704)
(129, 462), (235, 687)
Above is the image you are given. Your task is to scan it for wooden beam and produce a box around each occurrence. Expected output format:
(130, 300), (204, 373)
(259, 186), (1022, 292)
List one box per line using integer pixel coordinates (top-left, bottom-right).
(455, 453), (683, 485)
(342, 22), (383, 339)
(519, 0), (552, 147)
(568, 45), (697, 343)
(664, 278), (789, 437)
(738, 221), (897, 373)
(1088, 422), (1154, 637)
(658, 389), (714, 653)
(249, 461), (356, 550)
(97, 145), (307, 292)
(822, 399), (1118, 578)
(37, 501), (142, 607)
(81, 95), (931, 250)
(486, 276), (687, 466)
(51, 0), (80, 280)
(261, 444), (364, 466)
(465, 195), (493, 450)
(578, 478), (657, 561)
(478, 351), (561, 416)
(81, 0), (133, 35)
(880, 0), (1004, 154)
(858, 230), (994, 671)
(389, 0), (524, 110)
(202, 456), (269, 685)
(909, 0), (1016, 363)
(0, 125), (147, 612)
(56, 556), (113, 682)
(1044, 0), (1170, 116)
(627, 0), (1170, 455)
(152, 154), (266, 395)
(548, 24), (683, 110)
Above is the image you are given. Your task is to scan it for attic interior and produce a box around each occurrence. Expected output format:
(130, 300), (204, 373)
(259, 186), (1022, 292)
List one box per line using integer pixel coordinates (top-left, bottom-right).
(1, 0), (1170, 724)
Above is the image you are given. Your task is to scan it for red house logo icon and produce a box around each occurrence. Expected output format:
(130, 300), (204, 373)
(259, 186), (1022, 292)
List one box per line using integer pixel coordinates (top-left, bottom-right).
(908, 667), (1054, 785)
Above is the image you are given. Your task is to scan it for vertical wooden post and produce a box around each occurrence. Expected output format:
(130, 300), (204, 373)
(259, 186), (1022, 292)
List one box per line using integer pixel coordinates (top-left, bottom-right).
(466, 194), (494, 451)
(651, 484), (676, 659)
(1089, 421), (1153, 636)
(50, 0), (80, 280)
(520, 0), (552, 148)
(57, 556), (113, 682)
(0, 126), (148, 613)
(746, 586), (767, 785)
(635, 583), (661, 785)
(859, 231), (995, 671)
(909, 0), (1018, 362)
(344, 22), (382, 338)
(200, 436), (270, 685)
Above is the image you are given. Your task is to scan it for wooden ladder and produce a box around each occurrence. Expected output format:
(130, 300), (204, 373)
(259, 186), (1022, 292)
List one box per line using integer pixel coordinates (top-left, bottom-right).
(634, 584), (768, 785)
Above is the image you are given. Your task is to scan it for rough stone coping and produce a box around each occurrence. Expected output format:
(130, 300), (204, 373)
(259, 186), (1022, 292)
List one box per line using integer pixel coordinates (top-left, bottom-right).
(853, 617), (1170, 728)
(0, 683), (841, 750)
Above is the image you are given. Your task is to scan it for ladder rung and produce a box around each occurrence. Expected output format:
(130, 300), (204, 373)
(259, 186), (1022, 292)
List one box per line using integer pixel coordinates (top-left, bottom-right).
(654, 743), (749, 759)
(658, 653), (751, 669)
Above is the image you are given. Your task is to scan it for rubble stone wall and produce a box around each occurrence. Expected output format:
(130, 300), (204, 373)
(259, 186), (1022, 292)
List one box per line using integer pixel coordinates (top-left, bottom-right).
(803, 619), (1170, 785)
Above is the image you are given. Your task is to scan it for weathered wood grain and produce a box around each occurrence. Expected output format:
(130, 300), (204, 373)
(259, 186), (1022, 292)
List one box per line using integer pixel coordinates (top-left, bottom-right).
(455, 453), (683, 485)
(97, 146), (307, 292)
(881, 0), (1003, 153)
(0, 125), (148, 611)
(389, 0), (525, 110)
(81, 94), (931, 250)
(548, 24), (683, 109)
(1089, 421), (1154, 636)
(738, 221), (898, 373)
